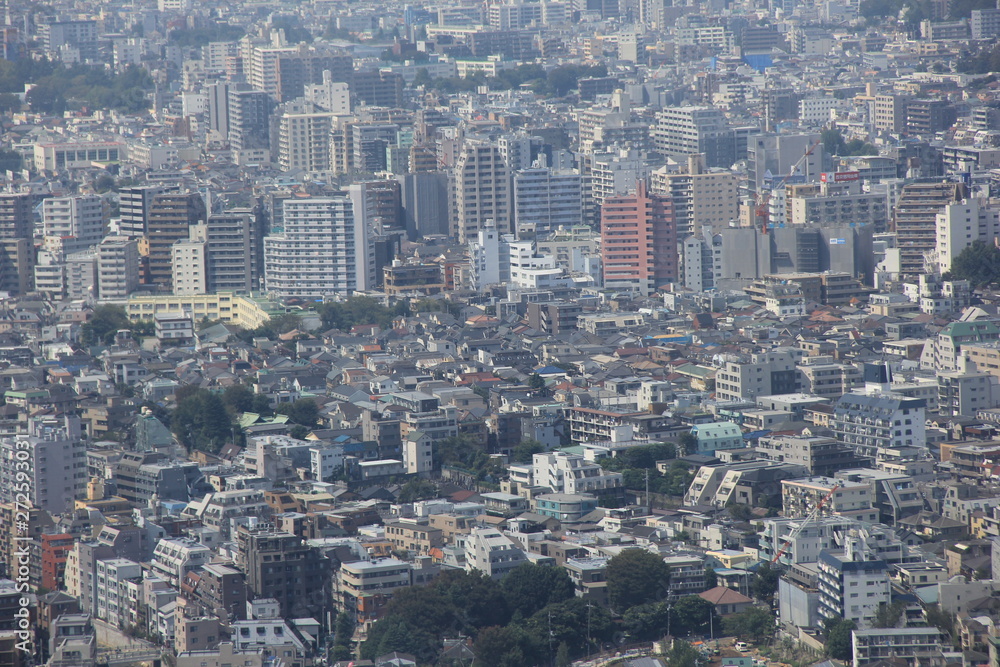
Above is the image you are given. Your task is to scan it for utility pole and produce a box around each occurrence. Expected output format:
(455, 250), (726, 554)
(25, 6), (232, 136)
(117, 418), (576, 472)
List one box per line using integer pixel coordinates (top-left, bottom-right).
(645, 468), (650, 508)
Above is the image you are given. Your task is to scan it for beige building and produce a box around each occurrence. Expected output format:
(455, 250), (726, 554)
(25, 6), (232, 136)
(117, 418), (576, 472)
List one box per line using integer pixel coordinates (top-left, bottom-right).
(651, 153), (738, 238)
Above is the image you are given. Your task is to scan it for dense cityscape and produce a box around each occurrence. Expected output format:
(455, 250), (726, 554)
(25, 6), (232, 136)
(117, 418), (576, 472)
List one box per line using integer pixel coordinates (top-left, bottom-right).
(1, 0), (1000, 665)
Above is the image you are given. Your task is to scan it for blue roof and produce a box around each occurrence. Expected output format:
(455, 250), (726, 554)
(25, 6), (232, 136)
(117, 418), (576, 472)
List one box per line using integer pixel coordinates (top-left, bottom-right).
(534, 365), (565, 375)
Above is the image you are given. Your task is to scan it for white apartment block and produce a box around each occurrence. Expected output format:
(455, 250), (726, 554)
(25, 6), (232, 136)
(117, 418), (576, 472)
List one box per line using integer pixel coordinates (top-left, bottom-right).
(303, 72), (350, 114)
(715, 350), (803, 402)
(263, 197), (359, 298)
(934, 199), (1000, 275)
(817, 539), (890, 628)
(513, 167), (583, 237)
(151, 538), (212, 588)
(781, 476), (877, 522)
(95, 558), (142, 629)
(531, 451), (623, 495)
(172, 225), (208, 296)
(41, 195), (107, 255)
(463, 527), (528, 579)
(0, 414), (86, 515)
(96, 236), (140, 300)
(276, 102), (335, 173)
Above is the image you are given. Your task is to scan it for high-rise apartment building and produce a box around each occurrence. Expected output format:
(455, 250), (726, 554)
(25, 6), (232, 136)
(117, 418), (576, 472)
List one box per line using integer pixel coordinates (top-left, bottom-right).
(118, 184), (178, 238)
(893, 181), (967, 276)
(971, 8), (1000, 39)
(237, 528), (328, 620)
(228, 88), (274, 153)
(873, 95), (911, 134)
(0, 238), (34, 295)
(144, 192), (207, 291)
(41, 195), (108, 255)
(655, 106), (742, 168)
(205, 81), (231, 140)
(0, 414), (86, 516)
(513, 167), (583, 237)
(452, 141), (512, 243)
(600, 180), (677, 295)
(206, 211), (257, 293)
(264, 196), (360, 297)
(935, 198), (1000, 275)
(651, 153), (738, 239)
(275, 100), (336, 173)
(0, 193), (32, 240)
(96, 236), (140, 299)
(172, 225), (208, 296)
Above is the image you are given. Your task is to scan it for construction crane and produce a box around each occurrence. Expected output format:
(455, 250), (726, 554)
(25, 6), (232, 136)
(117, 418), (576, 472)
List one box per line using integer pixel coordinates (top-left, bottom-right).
(754, 138), (823, 235)
(770, 483), (841, 564)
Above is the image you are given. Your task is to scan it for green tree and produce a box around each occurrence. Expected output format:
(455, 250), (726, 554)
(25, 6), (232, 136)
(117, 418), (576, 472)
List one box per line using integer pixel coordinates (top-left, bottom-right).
(705, 567), (718, 589)
(276, 398), (319, 428)
(501, 562), (574, 618)
(873, 601), (904, 629)
(825, 618), (856, 660)
(331, 612), (354, 661)
(397, 478), (437, 502)
(524, 597), (613, 659)
(677, 432), (698, 456)
(945, 239), (1000, 287)
(527, 373), (548, 394)
(663, 461), (695, 496)
(723, 607), (775, 643)
(473, 625), (542, 667)
(171, 389), (234, 454)
(751, 562), (781, 603)
(671, 595), (717, 637)
(727, 502), (754, 521)
(555, 642), (571, 667)
(606, 549), (671, 612)
(512, 438), (545, 463)
(81, 305), (133, 345)
(222, 384), (255, 414)
(667, 639), (702, 667)
(623, 601), (671, 641)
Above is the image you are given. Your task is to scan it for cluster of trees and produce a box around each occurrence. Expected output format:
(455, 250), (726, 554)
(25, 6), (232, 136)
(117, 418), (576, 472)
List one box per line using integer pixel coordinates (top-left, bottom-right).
(823, 617), (856, 660)
(170, 387), (235, 454)
(944, 239), (1000, 287)
(598, 444), (694, 499)
(361, 564), (608, 665)
(170, 383), (319, 453)
(821, 129), (878, 157)
(957, 43), (1000, 73)
(316, 296), (410, 331)
(330, 613), (355, 663)
(18, 62), (152, 114)
(80, 305), (152, 346)
(362, 550), (772, 665)
(434, 434), (506, 482)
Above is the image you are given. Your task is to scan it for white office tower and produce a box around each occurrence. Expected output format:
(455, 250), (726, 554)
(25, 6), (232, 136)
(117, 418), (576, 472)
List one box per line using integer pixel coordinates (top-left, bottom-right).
(264, 197), (361, 298)
(41, 194), (108, 255)
(513, 164), (583, 237)
(0, 414), (85, 515)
